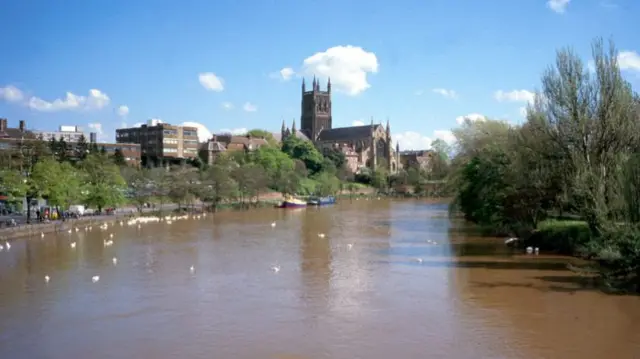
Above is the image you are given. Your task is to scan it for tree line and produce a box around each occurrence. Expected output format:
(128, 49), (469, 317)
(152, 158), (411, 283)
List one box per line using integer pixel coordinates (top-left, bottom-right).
(447, 38), (640, 292)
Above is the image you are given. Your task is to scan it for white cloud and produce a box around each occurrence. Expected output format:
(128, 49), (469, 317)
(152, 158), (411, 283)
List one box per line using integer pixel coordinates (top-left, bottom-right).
(432, 88), (457, 99)
(28, 89), (110, 112)
(352, 120), (365, 126)
(181, 121), (212, 143)
(243, 102), (257, 112)
(270, 67), (295, 81)
(519, 107), (528, 117)
(618, 51), (640, 72)
(300, 45), (379, 96)
(455, 113), (487, 125)
(117, 105), (129, 117)
(547, 0), (570, 13)
(0, 85), (24, 102)
(198, 72), (225, 92)
(393, 130), (455, 151)
(219, 128), (248, 135)
(221, 102), (234, 110)
(494, 89), (535, 104)
(87, 122), (108, 141)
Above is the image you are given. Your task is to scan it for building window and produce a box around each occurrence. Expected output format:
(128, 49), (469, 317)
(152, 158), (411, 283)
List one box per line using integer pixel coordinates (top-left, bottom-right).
(163, 148), (178, 153)
(163, 138), (178, 144)
(163, 129), (177, 135)
(183, 130), (197, 137)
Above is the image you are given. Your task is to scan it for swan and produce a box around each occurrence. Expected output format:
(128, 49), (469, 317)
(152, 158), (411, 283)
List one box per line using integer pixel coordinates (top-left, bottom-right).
(92, 276), (100, 283)
(318, 233), (325, 238)
(44, 275), (50, 283)
(70, 242), (76, 249)
(271, 265), (281, 273)
(5, 242), (10, 250)
(112, 257), (118, 265)
(526, 246), (533, 254)
(40, 232), (45, 238)
(271, 222), (276, 228)
(347, 244), (353, 250)
(190, 265), (195, 273)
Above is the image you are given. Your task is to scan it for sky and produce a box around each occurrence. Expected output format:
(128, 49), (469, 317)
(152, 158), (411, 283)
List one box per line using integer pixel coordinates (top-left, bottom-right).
(1, 0), (639, 150)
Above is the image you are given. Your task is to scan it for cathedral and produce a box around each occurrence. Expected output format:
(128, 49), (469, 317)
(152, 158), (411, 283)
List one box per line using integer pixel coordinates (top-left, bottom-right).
(279, 77), (400, 174)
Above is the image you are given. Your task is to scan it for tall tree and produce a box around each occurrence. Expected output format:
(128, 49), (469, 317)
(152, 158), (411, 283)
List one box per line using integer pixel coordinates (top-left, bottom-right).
(75, 134), (89, 161)
(112, 148), (127, 166)
(80, 153), (126, 212)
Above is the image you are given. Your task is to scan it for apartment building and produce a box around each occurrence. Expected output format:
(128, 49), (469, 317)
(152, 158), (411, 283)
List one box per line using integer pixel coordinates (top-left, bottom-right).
(0, 118), (141, 166)
(115, 119), (199, 167)
(32, 125), (94, 143)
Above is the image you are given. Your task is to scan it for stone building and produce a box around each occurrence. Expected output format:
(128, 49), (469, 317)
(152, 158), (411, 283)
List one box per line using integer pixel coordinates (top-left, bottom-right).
(200, 134), (269, 165)
(279, 78), (400, 174)
(399, 150), (436, 171)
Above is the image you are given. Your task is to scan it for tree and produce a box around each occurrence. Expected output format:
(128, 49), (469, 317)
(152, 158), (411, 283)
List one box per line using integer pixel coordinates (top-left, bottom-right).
(0, 169), (27, 203)
(75, 134), (89, 161)
(313, 172), (341, 196)
(80, 154), (126, 212)
(166, 166), (199, 208)
(247, 129), (278, 146)
(201, 164), (237, 211)
(281, 136), (324, 174)
(56, 138), (69, 162)
(323, 148), (346, 170)
(112, 148), (127, 166)
(231, 163), (268, 207)
(121, 167), (154, 212)
(100, 146), (107, 155)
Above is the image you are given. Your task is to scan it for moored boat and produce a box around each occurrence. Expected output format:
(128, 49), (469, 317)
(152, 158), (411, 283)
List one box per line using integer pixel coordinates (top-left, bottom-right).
(278, 196), (307, 208)
(307, 196), (336, 206)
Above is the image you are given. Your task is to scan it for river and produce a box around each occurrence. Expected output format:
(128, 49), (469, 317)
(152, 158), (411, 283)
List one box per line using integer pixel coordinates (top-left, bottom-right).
(0, 199), (638, 359)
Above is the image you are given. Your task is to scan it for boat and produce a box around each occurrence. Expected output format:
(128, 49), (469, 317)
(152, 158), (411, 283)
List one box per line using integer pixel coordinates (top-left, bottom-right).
(278, 196), (307, 209)
(307, 196), (336, 206)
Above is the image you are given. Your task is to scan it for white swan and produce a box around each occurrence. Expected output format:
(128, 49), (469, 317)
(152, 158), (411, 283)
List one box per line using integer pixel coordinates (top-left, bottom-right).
(271, 222), (276, 228)
(271, 265), (281, 273)
(70, 242), (76, 249)
(112, 257), (118, 265)
(92, 275), (100, 283)
(318, 233), (325, 238)
(44, 275), (50, 283)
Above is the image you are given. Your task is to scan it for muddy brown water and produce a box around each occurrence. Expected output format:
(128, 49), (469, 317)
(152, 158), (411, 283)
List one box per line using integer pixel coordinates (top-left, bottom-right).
(0, 199), (638, 359)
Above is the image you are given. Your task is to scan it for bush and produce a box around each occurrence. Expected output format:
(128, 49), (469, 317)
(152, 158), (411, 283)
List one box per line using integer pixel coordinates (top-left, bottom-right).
(528, 220), (592, 255)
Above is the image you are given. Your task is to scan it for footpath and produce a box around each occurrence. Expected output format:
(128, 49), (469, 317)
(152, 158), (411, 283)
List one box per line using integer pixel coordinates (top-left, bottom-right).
(0, 205), (179, 241)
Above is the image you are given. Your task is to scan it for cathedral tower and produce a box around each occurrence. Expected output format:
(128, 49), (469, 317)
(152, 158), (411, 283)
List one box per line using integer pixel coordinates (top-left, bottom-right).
(300, 77), (332, 141)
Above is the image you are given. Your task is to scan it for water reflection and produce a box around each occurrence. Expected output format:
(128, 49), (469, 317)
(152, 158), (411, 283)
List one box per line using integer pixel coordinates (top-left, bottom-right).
(0, 200), (639, 358)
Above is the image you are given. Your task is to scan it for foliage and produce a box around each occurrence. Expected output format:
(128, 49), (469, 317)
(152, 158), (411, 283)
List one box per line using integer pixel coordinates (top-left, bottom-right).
(447, 38), (640, 291)
(80, 154), (127, 211)
(112, 148), (127, 166)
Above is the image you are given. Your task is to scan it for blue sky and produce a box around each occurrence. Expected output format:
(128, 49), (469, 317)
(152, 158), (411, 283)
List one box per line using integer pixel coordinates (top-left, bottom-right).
(1, 0), (639, 150)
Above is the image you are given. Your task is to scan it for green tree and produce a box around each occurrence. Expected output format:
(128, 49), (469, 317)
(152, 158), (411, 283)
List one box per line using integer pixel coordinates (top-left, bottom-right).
(56, 138), (70, 162)
(0, 169), (27, 203)
(112, 148), (127, 166)
(166, 166), (198, 208)
(201, 164), (237, 211)
(281, 136), (324, 174)
(121, 167), (153, 212)
(247, 129), (278, 146)
(231, 163), (268, 207)
(313, 172), (341, 196)
(323, 148), (346, 170)
(75, 134), (89, 161)
(80, 153), (126, 212)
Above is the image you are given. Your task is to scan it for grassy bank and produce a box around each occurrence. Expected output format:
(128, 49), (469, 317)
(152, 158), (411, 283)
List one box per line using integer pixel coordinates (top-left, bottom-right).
(526, 219), (592, 256)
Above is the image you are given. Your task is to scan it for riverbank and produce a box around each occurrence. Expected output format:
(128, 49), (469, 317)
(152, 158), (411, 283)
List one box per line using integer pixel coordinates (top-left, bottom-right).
(0, 189), (388, 241)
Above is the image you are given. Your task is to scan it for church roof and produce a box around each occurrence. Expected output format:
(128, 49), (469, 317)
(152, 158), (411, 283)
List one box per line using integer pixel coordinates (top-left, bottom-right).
(317, 124), (381, 142)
